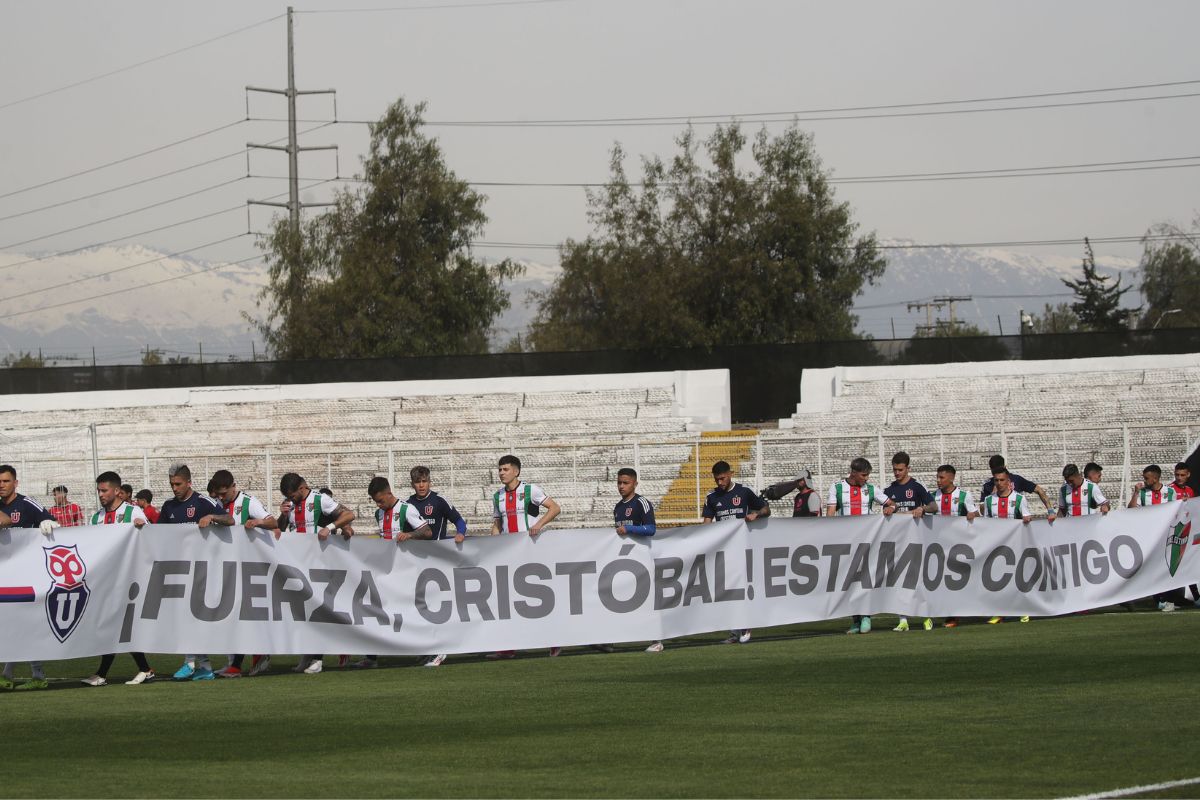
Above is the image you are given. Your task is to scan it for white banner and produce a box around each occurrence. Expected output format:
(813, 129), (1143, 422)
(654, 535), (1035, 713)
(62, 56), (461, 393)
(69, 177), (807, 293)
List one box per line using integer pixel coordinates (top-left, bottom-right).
(1, 502), (1197, 661)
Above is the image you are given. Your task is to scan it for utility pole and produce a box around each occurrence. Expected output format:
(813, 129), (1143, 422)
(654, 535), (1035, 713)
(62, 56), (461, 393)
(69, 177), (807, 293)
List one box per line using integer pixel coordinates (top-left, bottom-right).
(246, 6), (338, 240)
(907, 298), (946, 337)
(935, 296), (973, 332)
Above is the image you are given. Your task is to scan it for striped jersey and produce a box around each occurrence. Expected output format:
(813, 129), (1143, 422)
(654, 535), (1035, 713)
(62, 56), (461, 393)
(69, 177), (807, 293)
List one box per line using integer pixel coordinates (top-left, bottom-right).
(1134, 484), (1180, 506)
(932, 487), (979, 517)
(493, 482), (548, 534)
(224, 492), (270, 527)
(375, 500), (428, 540)
(90, 501), (148, 525)
(286, 490), (340, 533)
(827, 480), (889, 516)
(982, 492), (1029, 519)
(1058, 479), (1108, 517)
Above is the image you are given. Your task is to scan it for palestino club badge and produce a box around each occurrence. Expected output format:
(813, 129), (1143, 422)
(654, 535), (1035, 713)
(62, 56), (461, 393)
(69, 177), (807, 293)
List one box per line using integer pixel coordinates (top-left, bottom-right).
(44, 544), (90, 642)
(1165, 504), (1198, 578)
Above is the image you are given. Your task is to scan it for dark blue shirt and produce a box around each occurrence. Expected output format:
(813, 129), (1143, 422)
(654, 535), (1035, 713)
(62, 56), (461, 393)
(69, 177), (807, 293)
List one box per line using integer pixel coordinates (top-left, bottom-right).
(614, 493), (656, 536)
(405, 490), (465, 540)
(0, 493), (54, 528)
(158, 492), (223, 524)
(981, 472), (1038, 498)
(884, 479), (934, 514)
(702, 483), (767, 522)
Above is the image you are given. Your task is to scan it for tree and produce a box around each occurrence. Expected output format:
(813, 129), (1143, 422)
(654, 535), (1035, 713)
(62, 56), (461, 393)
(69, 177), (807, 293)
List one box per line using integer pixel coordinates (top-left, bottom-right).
(1027, 303), (1083, 334)
(1139, 220), (1200, 329)
(252, 98), (521, 359)
(1061, 237), (1136, 332)
(141, 348), (163, 366)
(527, 124), (885, 351)
(0, 351), (44, 368)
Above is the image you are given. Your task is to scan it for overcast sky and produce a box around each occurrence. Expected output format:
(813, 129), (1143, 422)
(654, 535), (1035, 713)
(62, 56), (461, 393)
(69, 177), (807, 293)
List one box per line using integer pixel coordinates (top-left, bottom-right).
(2, 0), (1197, 290)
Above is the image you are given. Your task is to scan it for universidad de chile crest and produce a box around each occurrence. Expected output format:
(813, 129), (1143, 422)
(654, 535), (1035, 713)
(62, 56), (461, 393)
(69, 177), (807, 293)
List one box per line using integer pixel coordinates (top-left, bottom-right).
(44, 544), (90, 642)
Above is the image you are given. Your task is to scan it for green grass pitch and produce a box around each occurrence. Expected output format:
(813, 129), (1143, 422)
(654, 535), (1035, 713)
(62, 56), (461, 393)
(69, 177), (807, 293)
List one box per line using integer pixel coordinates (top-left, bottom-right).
(3, 611), (1197, 798)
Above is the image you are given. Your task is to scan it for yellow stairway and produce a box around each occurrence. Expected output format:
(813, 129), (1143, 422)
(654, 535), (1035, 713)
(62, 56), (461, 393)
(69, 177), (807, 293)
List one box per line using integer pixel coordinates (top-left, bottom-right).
(657, 429), (759, 525)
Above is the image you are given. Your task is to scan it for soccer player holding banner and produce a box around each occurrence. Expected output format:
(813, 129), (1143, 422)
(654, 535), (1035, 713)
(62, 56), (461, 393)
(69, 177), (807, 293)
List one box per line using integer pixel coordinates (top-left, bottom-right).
(614, 468), (661, 652)
(827, 458), (894, 635)
(0, 464), (57, 690)
(702, 460), (769, 645)
(922, 464), (979, 628)
(981, 468), (1033, 625)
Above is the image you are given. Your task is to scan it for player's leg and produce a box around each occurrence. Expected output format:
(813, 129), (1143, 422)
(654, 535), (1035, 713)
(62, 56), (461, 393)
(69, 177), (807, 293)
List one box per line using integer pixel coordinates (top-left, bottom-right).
(125, 652), (155, 685)
(83, 654), (116, 686)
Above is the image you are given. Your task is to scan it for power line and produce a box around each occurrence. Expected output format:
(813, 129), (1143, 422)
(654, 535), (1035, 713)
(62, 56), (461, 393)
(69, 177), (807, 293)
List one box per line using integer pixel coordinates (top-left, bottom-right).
(0, 119), (246, 202)
(468, 233), (1176, 251)
(0, 15), (283, 113)
(297, 0), (575, 13)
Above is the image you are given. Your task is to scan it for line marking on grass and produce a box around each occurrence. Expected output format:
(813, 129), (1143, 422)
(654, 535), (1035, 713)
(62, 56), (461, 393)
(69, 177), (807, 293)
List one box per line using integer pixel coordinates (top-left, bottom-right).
(1058, 776), (1200, 799)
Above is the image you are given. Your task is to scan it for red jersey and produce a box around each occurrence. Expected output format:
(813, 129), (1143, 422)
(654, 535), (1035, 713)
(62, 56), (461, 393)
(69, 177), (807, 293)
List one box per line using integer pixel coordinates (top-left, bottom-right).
(1172, 482), (1196, 500)
(49, 502), (84, 527)
(142, 505), (160, 523)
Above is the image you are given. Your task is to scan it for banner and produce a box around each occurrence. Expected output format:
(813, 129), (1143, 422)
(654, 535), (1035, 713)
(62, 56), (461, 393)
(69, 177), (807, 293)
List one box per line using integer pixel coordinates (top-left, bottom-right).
(1, 502), (1197, 661)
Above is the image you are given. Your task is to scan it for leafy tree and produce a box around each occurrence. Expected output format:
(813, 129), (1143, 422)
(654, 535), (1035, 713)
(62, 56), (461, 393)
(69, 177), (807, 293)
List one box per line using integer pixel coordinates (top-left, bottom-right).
(252, 98), (521, 359)
(1027, 302), (1082, 334)
(527, 124), (885, 351)
(1138, 221), (1200, 329)
(0, 351), (44, 368)
(1061, 237), (1136, 332)
(142, 348), (163, 366)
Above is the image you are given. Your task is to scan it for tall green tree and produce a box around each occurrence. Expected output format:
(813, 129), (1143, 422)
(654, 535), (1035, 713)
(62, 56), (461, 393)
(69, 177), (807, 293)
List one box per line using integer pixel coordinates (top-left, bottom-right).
(253, 99), (521, 359)
(1138, 220), (1200, 329)
(527, 124), (885, 351)
(1061, 237), (1136, 332)
(1028, 302), (1082, 334)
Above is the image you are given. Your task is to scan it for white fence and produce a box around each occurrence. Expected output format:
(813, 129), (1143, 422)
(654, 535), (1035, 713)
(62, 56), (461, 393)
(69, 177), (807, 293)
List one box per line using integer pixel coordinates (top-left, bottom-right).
(9, 422), (1193, 532)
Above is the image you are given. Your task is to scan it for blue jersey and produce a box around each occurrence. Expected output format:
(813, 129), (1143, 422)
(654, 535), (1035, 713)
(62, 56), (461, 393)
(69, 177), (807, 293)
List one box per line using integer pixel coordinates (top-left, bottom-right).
(885, 479), (933, 514)
(158, 492), (223, 524)
(405, 491), (465, 540)
(614, 493), (656, 536)
(702, 483), (766, 522)
(981, 472), (1038, 498)
(0, 493), (54, 528)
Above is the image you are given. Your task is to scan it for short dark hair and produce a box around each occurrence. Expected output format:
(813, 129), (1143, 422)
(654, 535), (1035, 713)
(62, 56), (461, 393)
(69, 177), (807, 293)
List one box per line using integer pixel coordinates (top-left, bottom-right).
(992, 467), (1010, 479)
(317, 487), (332, 497)
(96, 470), (121, 487)
(711, 460), (732, 476)
(368, 476), (390, 496)
(0, 464), (15, 479)
(617, 467), (637, 479)
(120, 483), (134, 496)
(210, 469), (234, 491)
(1062, 464), (1080, 479)
(135, 489), (153, 502)
(936, 464), (956, 476)
(499, 454), (521, 471)
(1177, 462), (1190, 472)
(52, 485), (68, 494)
(1083, 462), (1102, 475)
(279, 472), (304, 495)
(206, 478), (218, 494)
(891, 451), (910, 467)
(849, 457), (872, 474)
(988, 454), (1006, 472)
(410, 466), (431, 482)
(1144, 464), (1162, 478)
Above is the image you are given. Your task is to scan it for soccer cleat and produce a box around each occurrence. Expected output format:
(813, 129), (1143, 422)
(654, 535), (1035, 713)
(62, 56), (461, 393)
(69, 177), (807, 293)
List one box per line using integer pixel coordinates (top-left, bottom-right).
(125, 671), (154, 685)
(944, 618), (959, 628)
(1019, 616), (1030, 623)
(723, 634), (740, 644)
(738, 629), (752, 644)
(645, 641), (664, 653)
(548, 647), (562, 657)
(424, 654), (447, 668)
(923, 618), (934, 631)
(81, 675), (107, 687)
(1160, 601), (1177, 613)
(893, 618), (910, 632)
(352, 658), (378, 669)
(859, 616), (872, 634)
(0, 676), (14, 690)
(987, 616), (1003, 624)
(191, 667), (215, 681)
(215, 666), (242, 678)
(338, 655), (350, 668)
(486, 650), (516, 660)
(590, 643), (616, 653)
(303, 659), (323, 674)
(846, 622), (861, 634)
(247, 655), (271, 676)
(15, 678), (49, 691)
(172, 663), (195, 681)
(292, 658), (311, 673)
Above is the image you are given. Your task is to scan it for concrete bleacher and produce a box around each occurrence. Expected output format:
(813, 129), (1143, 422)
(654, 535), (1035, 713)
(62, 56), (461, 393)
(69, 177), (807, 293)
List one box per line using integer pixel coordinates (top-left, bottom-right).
(0, 371), (729, 530)
(764, 353), (1200, 516)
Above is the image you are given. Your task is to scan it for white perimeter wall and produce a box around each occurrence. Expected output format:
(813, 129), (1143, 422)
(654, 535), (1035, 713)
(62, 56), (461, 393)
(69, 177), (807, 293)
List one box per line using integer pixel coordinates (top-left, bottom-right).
(0, 369), (732, 431)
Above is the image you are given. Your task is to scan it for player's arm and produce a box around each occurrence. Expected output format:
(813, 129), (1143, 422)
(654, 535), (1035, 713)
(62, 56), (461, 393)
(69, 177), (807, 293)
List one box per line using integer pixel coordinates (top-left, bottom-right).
(328, 503), (356, 540)
(444, 501), (467, 543)
(1127, 492), (1139, 509)
(396, 507), (434, 542)
(1032, 483), (1055, 516)
(881, 496), (897, 516)
(1092, 485), (1111, 514)
(622, 501), (657, 536)
(0, 510), (11, 528)
(198, 510), (235, 527)
(746, 491), (770, 521)
(529, 497), (560, 536)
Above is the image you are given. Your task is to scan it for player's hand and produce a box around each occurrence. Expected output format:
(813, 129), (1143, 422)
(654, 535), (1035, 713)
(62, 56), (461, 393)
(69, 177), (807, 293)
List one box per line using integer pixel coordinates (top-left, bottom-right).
(272, 529), (282, 541)
(40, 519), (61, 536)
(616, 525), (627, 536)
(396, 532), (411, 543)
(317, 528), (330, 541)
(1100, 504), (1110, 515)
(1047, 511), (1057, 524)
(454, 533), (465, 544)
(244, 519), (260, 531)
(340, 525), (354, 540)
(1022, 517), (1032, 525)
(198, 515), (215, 527)
(279, 500), (294, 515)
(883, 505), (895, 517)
(1133, 481), (1145, 491)
(746, 512), (759, 522)
(134, 518), (146, 529)
(912, 506), (924, 519)
(529, 522), (543, 537)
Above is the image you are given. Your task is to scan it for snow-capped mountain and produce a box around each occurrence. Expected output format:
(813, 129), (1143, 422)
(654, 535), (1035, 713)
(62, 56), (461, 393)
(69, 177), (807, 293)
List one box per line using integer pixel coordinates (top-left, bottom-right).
(0, 242), (1144, 365)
